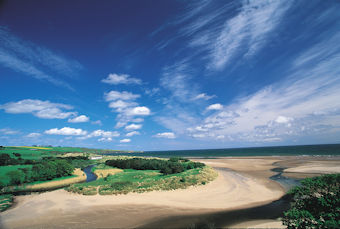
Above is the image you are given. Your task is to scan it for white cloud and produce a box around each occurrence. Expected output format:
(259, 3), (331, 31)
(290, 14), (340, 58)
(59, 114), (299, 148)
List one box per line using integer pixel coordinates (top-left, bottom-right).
(68, 115), (89, 123)
(193, 93), (216, 100)
(45, 127), (87, 136)
(109, 100), (137, 110)
(0, 99), (76, 119)
(206, 103), (223, 110)
(126, 131), (140, 137)
(154, 132), (176, 139)
(120, 138), (131, 143)
(125, 124), (142, 131)
(26, 133), (41, 138)
(275, 116), (292, 124)
(127, 106), (151, 116)
(88, 130), (120, 138)
(98, 137), (113, 142)
(104, 91), (140, 102)
(101, 73), (142, 85)
(104, 90), (150, 128)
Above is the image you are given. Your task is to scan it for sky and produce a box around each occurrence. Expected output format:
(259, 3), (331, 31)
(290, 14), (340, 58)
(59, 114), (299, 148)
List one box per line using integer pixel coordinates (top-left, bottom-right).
(0, 0), (340, 151)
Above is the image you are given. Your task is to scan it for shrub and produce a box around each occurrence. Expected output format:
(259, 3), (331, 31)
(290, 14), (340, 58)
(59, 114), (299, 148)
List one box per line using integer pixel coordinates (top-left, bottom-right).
(282, 174), (340, 228)
(105, 158), (203, 175)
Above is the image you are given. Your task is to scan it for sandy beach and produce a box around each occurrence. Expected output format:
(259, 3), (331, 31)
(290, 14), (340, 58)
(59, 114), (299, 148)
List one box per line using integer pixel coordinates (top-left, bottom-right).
(1, 156), (339, 228)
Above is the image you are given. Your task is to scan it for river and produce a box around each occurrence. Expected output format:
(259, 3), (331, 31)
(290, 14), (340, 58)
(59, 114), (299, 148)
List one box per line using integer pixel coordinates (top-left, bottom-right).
(82, 165), (97, 182)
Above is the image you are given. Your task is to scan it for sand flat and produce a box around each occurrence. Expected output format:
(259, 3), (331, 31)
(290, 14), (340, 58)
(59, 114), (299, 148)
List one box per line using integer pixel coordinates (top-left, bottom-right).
(1, 156), (339, 228)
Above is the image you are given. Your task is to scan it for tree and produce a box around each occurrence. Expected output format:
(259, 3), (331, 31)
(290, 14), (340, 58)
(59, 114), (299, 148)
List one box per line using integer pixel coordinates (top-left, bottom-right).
(6, 170), (25, 185)
(55, 160), (74, 177)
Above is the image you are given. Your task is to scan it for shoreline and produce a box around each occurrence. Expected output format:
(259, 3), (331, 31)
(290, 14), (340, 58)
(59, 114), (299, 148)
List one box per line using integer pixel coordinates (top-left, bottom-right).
(1, 155), (339, 228)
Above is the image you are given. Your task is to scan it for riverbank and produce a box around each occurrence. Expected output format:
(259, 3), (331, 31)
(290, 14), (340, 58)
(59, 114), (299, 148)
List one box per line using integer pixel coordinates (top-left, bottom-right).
(1, 156), (339, 228)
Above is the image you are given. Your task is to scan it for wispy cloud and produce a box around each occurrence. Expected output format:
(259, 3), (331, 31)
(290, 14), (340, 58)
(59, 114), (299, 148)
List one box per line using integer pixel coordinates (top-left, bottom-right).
(186, 29), (340, 142)
(0, 128), (20, 135)
(193, 93), (216, 101)
(26, 132), (41, 138)
(154, 0), (292, 71)
(0, 99), (76, 119)
(0, 27), (83, 89)
(154, 132), (176, 139)
(206, 0), (292, 70)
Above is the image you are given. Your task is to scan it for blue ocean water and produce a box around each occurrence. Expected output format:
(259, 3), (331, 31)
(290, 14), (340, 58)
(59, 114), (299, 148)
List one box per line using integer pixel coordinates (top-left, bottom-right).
(111, 144), (340, 158)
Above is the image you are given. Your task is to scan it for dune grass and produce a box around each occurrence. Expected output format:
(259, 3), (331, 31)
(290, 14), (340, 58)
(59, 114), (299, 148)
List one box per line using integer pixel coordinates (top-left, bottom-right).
(66, 166), (218, 195)
(93, 168), (123, 178)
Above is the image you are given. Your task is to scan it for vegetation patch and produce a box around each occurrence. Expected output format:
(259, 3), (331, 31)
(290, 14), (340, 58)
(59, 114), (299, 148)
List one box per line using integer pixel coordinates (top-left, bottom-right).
(2, 169), (86, 193)
(66, 157), (217, 195)
(282, 173), (340, 228)
(105, 157), (204, 175)
(0, 194), (13, 212)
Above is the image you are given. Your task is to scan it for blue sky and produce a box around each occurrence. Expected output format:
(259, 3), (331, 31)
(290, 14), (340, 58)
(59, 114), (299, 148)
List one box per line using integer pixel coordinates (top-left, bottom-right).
(0, 0), (340, 151)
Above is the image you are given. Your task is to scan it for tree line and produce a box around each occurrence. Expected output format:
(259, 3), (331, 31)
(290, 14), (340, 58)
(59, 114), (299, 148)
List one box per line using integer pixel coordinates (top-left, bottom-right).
(3, 159), (75, 187)
(105, 157), (204, 175)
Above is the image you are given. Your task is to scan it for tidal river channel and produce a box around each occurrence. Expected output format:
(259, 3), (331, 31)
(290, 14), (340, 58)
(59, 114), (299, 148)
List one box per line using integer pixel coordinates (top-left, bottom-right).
(83, 165), (97, 182)
(138, 166), (300, 228)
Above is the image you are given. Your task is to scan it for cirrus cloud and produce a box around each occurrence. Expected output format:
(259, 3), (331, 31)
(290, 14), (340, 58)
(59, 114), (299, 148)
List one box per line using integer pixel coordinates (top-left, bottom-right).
(0, 99), (76, 119)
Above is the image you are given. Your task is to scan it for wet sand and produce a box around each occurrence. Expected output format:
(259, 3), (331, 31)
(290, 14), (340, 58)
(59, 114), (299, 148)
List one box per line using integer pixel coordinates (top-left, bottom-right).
(1, 156), (339, 228)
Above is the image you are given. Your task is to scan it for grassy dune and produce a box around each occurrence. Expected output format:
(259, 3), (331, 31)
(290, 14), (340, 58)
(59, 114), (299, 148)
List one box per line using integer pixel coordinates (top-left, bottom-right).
(93, 168), (123, 178)
(66, 166), (218, 195)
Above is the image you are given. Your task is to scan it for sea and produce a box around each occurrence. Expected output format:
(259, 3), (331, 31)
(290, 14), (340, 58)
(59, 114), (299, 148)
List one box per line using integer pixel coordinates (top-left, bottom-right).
(110, 144), (340, 158)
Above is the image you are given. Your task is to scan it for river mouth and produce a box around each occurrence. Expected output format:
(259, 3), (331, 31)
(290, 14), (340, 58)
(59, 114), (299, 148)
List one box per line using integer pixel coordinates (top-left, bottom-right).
(139, 165), (299, 228)
(83, 165), (97, 182)
(269, 167), (301, 191)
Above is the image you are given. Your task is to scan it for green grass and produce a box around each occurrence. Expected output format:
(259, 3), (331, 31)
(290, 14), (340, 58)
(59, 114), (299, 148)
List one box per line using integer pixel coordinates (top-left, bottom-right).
(0, 147), (51, 160)
(0, 194), (13, 212)
(91, 164), (113, 171)
(0, 165), (32, 185)
(66, 166), (218, 195)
